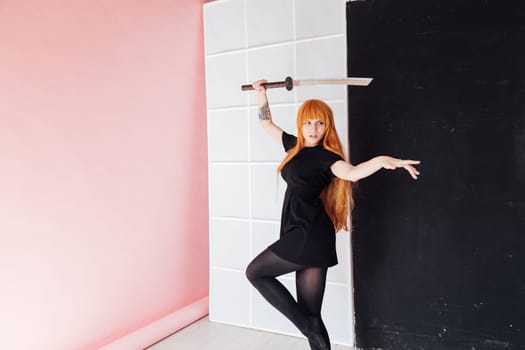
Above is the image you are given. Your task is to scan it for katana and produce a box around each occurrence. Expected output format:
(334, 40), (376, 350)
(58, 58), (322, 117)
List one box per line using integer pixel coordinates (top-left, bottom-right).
(241, 76), (373, 91)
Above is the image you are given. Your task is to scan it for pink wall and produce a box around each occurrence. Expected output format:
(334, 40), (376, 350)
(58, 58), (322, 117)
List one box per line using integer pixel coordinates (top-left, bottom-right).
(0, 1), (209, 349)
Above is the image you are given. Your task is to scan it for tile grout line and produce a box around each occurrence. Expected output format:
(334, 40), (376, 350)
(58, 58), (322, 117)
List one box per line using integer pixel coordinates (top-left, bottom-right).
(243, 0), (254, 329)
(206, 33), (345, 58)
(212, 267), (350, 288)
(203, 1), (214, 326)
(211, 216), (280, 224)
(340, 0), (356, 345)
(208, 99), (346, 112)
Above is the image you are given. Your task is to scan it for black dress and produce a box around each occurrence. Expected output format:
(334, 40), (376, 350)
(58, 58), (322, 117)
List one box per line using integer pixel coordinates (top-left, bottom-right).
(269, 132), (344, 268)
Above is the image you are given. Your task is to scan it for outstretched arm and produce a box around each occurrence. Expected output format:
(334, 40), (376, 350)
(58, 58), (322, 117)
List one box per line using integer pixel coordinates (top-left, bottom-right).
(252, 80), (283, 144)
(331, 156), (421, 182)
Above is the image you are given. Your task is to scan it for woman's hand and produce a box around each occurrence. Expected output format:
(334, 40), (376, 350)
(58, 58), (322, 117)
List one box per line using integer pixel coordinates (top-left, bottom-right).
(380, 156), (421, 180)
(252, 79), (272, 122)
(251, 79), (283, 143)
(252, 79), (268, 94)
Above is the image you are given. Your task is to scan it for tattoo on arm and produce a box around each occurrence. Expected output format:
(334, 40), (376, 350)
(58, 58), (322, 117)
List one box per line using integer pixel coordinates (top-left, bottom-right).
(258, 103), (271, 121)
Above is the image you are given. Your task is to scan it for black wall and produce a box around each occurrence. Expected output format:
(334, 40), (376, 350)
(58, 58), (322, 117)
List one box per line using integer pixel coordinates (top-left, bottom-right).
(347, 1), (525, 349)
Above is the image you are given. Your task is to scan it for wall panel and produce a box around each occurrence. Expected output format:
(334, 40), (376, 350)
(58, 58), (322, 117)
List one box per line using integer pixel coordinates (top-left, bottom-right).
(348, 1), (525, 349)
(204, 0), (354, 346)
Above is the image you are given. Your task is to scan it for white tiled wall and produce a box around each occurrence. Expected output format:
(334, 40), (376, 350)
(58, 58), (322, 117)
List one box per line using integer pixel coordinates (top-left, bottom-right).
(204, 0), (354, 346)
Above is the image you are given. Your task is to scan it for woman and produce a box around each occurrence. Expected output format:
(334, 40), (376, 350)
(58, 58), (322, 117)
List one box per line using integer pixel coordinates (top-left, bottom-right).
(245, 80), (420, 350)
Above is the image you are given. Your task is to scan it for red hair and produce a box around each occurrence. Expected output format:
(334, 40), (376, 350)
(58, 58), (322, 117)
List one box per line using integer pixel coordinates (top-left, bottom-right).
(277, 100), (354, 232)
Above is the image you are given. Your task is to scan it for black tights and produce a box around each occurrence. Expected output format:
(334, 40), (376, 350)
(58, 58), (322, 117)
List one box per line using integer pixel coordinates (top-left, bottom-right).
(245, 248), (331, 350)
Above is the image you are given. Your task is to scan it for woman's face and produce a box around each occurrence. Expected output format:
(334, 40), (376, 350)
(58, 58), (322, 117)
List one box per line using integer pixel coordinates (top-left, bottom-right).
(302, 119), (326, 147)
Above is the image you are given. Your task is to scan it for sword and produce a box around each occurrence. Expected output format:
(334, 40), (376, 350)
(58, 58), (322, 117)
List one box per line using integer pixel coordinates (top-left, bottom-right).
(241, 76), (373, 91)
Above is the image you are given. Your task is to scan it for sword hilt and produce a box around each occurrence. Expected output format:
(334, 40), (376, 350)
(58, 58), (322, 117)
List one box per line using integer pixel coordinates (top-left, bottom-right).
(241, 76), (294, 91)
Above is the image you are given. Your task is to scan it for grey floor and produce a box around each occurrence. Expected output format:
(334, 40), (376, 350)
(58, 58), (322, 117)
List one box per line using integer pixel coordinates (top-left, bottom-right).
(147, 316), (355, 350)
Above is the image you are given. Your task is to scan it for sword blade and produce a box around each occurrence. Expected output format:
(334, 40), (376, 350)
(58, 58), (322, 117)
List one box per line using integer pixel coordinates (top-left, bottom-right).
(294, 77), (373, 87)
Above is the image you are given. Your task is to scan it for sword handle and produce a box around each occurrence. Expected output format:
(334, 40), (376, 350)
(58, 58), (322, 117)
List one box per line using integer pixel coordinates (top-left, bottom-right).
(241, 76), (294, 91)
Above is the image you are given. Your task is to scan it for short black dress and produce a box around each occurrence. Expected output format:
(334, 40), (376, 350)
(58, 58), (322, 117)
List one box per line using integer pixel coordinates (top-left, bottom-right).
(268, 132), (344, 268)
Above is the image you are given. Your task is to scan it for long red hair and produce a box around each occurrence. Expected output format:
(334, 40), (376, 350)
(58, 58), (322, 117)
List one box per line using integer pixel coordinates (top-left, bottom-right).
(277, 100), (354, 232)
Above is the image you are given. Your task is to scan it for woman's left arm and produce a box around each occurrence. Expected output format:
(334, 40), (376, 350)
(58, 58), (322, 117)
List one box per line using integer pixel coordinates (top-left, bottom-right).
(331, 156), (421, 182)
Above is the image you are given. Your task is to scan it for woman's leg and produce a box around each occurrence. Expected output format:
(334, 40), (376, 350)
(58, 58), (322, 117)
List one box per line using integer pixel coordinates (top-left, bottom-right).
(245, 248), (330, 349)
(296, 267), (330, 350)
(245, 248), (310, 333)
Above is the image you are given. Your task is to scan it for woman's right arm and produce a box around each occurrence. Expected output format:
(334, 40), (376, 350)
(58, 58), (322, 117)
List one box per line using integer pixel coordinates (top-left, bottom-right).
(253, 80), (283, 144)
